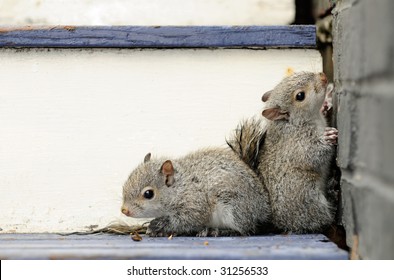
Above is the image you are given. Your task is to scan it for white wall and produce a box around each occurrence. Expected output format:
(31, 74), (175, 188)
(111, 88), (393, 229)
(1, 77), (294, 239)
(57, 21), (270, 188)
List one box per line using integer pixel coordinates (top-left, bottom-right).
(0, 48), (322, 233)
(0, 0), (294, 25)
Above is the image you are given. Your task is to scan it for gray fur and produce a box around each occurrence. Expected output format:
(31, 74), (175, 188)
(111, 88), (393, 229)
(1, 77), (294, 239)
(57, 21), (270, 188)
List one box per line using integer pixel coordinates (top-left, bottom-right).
(226, 117), (266, 171)
(229, 72), (336, 233)
(122, 148), (271, 237)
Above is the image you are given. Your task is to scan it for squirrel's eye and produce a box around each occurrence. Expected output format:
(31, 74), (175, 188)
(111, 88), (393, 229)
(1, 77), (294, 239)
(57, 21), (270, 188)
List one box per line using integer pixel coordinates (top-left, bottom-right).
(296, 91), (305, 101)
(143, 190), (154, 200)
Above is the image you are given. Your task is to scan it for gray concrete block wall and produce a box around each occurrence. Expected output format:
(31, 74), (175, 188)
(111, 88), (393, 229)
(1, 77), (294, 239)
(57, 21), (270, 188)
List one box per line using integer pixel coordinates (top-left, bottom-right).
(332, 0), (394, 259)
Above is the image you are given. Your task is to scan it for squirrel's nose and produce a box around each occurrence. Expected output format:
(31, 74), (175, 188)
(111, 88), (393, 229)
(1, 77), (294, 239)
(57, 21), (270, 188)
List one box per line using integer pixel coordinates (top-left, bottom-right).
(121, 206), (131, 216)
(319, 72), (328, 85)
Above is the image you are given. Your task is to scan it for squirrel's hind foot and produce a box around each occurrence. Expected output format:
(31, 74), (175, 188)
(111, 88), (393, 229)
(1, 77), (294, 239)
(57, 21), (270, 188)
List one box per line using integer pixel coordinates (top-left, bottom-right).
(196, 228), (242, 237)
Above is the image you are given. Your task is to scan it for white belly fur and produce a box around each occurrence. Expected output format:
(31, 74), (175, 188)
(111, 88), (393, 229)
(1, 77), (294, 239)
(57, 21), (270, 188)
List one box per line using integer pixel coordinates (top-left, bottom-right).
(208, 204), (237, 230)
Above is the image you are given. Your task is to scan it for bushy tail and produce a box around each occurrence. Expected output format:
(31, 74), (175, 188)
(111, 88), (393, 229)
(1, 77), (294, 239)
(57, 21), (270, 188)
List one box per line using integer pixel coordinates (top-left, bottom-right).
(226, 117), (266, 171)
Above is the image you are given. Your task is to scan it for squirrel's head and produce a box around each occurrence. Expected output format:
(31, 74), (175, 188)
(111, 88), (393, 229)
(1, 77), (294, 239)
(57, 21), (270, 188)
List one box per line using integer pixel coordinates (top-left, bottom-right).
(261, 72), (328, 124)
(121, 153), (176, 218)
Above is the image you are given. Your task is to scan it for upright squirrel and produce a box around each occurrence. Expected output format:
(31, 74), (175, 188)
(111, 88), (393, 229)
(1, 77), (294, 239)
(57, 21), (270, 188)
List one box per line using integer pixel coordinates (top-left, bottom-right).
(121, 148), (271, 237)
(228, 72), (338, 233)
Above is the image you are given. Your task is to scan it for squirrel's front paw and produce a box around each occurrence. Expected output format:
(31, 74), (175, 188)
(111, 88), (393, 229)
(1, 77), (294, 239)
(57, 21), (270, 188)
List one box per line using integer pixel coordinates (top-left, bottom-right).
(323, 127), (338, 145)
(147, 216), (172, 237)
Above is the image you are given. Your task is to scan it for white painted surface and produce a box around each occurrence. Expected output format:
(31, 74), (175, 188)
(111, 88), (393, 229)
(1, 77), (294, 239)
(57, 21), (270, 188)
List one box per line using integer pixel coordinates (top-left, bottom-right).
(0, 48), (322, 233)
(0, 0), (294, 25)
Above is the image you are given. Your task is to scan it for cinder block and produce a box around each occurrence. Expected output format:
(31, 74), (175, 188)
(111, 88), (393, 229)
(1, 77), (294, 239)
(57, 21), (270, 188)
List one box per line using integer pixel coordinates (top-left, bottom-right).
(341, 175), (394, 259)
(332, 0), (365, 81)
(353, 181), (394, 259)
(337, 81), (394, 183)
(336, 89), (359, 170)
(363, 0), (394, 78)
(339, 177), (356, 248)
(357, 82), (394, 184)
(333, 0), (394, 81)
(333, 0), (394, 260)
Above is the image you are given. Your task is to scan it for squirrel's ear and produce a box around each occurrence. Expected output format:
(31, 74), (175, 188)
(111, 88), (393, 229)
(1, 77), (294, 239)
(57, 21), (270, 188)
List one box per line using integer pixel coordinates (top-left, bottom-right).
(262, 107), (289, 121)
(144, 153), (151, 163)
(161, 160), (175, 187)
(262, 90), (273, 102)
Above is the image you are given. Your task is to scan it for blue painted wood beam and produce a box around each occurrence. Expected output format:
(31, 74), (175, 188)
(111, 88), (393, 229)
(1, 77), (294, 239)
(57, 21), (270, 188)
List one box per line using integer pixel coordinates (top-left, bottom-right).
(0, 233), (348, 260)
(0, 25), (316, 48)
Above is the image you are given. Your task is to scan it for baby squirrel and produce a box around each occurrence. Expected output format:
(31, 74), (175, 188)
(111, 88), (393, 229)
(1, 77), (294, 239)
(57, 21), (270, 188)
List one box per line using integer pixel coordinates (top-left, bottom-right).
(121, 148), (271, 237)
(228, 72), (338, 233)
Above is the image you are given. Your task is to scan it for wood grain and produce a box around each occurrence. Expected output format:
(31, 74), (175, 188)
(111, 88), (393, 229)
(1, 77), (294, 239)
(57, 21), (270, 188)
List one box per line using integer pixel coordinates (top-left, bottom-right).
(0, 25), (316, 48)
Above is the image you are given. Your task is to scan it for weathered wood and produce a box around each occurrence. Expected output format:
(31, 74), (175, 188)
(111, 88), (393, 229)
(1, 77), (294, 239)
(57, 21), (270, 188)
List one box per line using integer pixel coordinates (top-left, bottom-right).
(0, 25), (316, 48)
(0, 233), (348, 260)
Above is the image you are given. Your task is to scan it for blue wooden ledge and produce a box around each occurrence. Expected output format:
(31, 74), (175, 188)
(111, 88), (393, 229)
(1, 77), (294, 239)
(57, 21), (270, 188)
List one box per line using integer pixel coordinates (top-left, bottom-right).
(0, 25), (316, 48)
(0, 233), (347, 260)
